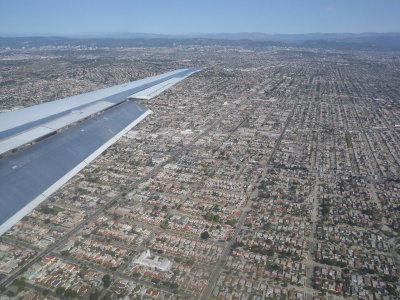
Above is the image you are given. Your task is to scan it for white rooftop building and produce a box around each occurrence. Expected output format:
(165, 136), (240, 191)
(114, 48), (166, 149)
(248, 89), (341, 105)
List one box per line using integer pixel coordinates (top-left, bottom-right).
(133, 249), (172, 271)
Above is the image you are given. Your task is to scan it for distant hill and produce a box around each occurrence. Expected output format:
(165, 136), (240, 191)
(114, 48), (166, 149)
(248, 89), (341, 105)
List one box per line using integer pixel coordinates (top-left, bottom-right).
(184, 32), (400, 49)
(1, 32), (400, 51)
(89, 31), (400, 48)
(0, 36), (283, 49)
(185, 32), (400, 41)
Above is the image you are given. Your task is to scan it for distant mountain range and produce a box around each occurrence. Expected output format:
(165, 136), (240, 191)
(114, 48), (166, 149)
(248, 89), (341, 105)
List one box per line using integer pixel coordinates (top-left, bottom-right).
(72, 31), (400, 45)
(101, 31), (400, 41)
(1, 32), (400, 51)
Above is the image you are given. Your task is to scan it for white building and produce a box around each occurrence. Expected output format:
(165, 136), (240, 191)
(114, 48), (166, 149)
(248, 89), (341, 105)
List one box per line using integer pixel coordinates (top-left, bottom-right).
(133, 249), (172, 271)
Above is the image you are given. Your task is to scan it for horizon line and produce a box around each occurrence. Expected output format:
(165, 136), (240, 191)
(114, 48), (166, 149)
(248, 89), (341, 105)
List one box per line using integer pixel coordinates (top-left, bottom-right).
(1, 31), (400, 38)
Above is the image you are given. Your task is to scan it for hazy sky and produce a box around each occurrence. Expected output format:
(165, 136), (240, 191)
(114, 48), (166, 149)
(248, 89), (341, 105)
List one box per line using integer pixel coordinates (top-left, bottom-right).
(1, 0), (399, 35)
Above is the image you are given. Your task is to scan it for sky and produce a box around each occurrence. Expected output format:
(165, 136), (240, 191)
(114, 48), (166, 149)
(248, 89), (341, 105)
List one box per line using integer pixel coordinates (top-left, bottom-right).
(0, 0), (400, 36)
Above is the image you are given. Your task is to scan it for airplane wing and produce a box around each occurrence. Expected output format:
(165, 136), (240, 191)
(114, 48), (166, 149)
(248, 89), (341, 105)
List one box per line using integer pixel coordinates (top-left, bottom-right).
(0, 67), (200, 235)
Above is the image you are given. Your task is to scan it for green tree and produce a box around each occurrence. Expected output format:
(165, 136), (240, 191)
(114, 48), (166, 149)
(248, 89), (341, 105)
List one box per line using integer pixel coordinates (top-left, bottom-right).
(160, 221), (169, 229)
(64, 289), (78, 298)
(170, 282), (179, 289)
(226, 219), (237, 226)
(39, 205), (57, 215)
(200, 231), (210, 240)
(6, 291), (14, 297)
(13, 278), (25, 290)
(203, 213), (220, 223)
(321, 206), (330, 216)
(102, 274), (111, 288)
